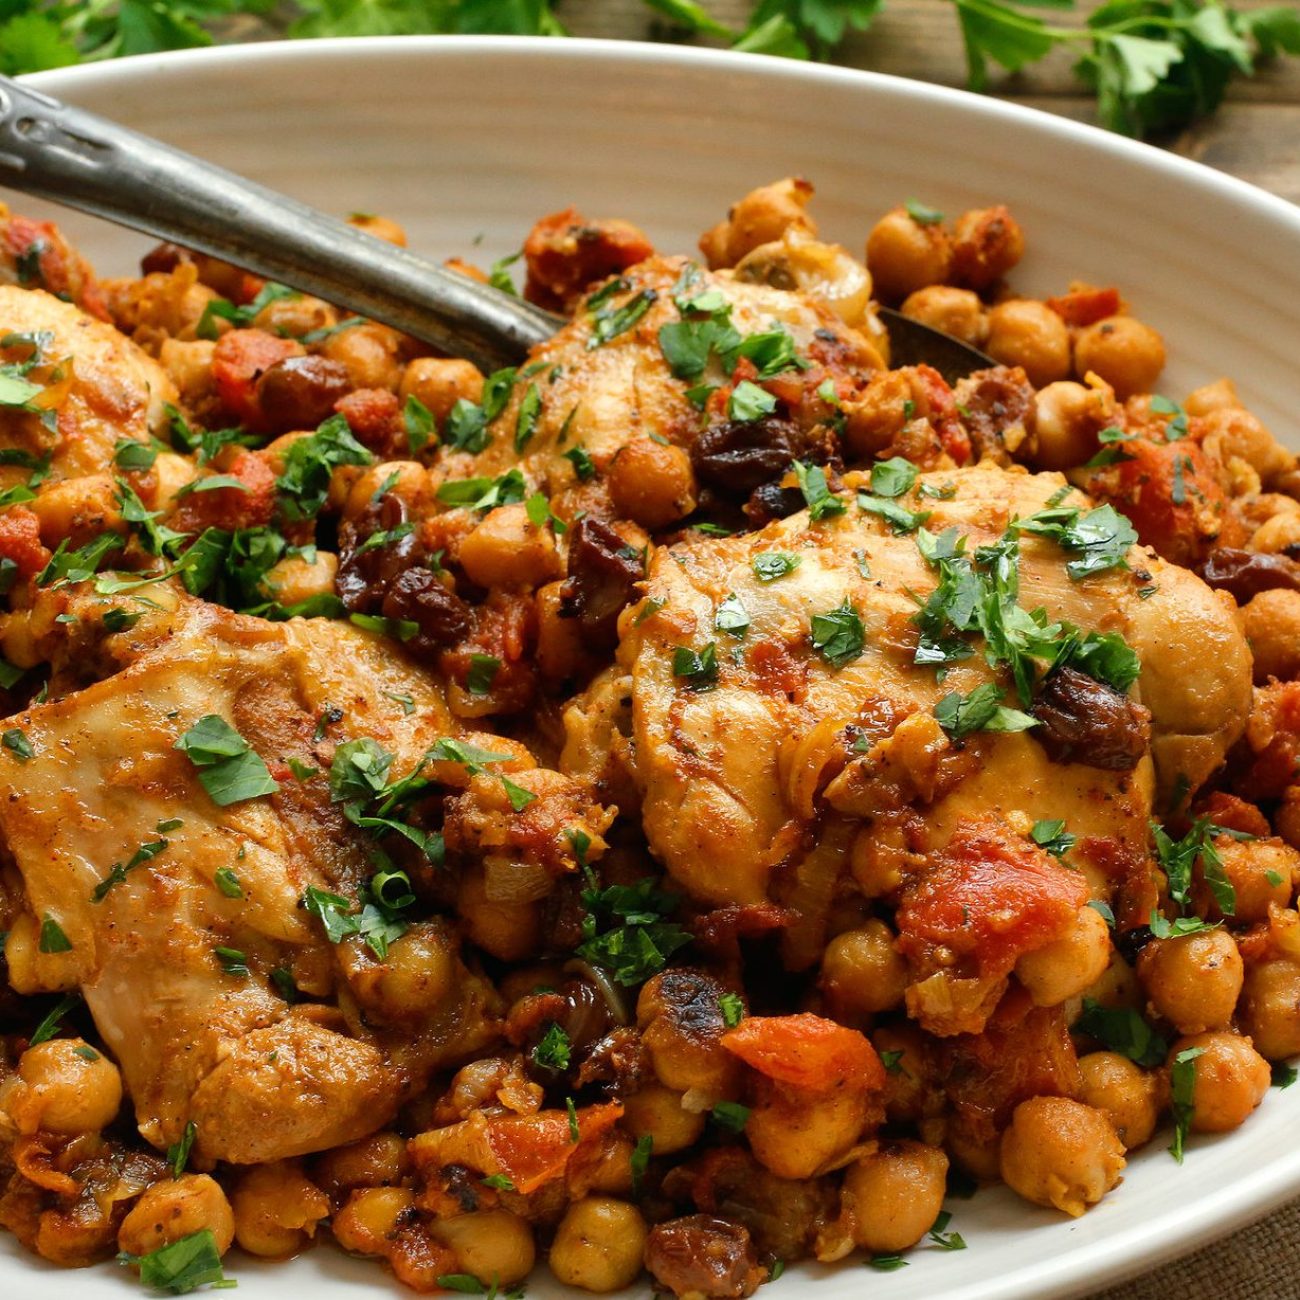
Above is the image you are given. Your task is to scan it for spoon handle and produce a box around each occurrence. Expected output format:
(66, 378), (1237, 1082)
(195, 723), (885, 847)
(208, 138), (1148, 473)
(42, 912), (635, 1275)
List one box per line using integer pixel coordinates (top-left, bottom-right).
(0, 75), (557, 372)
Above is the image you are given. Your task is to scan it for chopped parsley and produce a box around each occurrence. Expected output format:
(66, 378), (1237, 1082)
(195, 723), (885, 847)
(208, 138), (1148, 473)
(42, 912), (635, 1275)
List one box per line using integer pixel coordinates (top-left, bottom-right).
(728, 379), (777, 422)
(587, 284), (657, 349)
(904, 198), (945, 225)
(858, 492), (931, 534)
(810, 598), (865, 669)
(927, 1210), (966, 1251)
(1149, 394), (1189, 441)
(166, 1121), (197, 1179)
(673, 642), (719, 691)
(1030, 819), (1076, 859)
(2, 727), (34, 761)
(467, 654), (501, 696)
(1014, 503), (1138, 581)
(793, 460), (846, 521)
(532, 1022), (572, 1071)
(718, 991), (745, 1027)
(715, 592), (750, 639)
(752, 551), (801, 582)
(711, 1101), (751, 1133)
(1084, 426), (1138, 468)
(28, 991), (81, 1045)
(174, 715), (280, 806)
(933, 683), (1037, 741)
(38, 914), (71, 953)
(576, 878), (692, 986)
(514, 382), (542, 452)
(214, 946), (249, 977)
(1074, 998), (1168, 1068)
(870, 457), (920, 498)
(214, 867), (242, 899)
(1169, 1045), (1205, 1163)
(403, 394), (436, 453)
(92, 837), (169, 902)
(1153, 818), (1235, 920)
(563, 446), (596, 481)
(630, 1134), (654, 1196)
(118, 1228), (231, 1295)
(275, 413), (373, 522)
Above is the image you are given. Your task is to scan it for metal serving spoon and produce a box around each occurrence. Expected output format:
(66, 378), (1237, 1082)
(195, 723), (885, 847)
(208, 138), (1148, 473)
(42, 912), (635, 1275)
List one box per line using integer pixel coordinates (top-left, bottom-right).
(0, 74), (991, 382)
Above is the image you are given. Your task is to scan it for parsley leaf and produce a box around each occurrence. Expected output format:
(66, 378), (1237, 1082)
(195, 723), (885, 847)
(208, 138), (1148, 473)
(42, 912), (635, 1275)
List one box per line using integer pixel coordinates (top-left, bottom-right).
(810, 598), (865, 669)
(119, 1227), (231, 1295)
(532, 1022), (572, 1071)
(793, 460), (846, 521)
(174, 715), (280, 806)
(752, 551), (801, 582)
(1074, 997), (1168, 1068)
(1015, 502), (1138, 580)
(934, 682), (1038, 740)
(673, 642), (719, 691)
(715, 592), (751, 639)
(576, 878), (692, 986)
(1169, 1044), (1205, 1163)
(276, 413), (372, 522)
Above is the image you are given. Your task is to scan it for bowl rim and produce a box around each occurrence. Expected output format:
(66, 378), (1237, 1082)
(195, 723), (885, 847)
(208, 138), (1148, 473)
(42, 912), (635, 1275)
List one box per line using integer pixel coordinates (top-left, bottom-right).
(24, 32), (1300, 237)
(15, 33), (1300, 1300)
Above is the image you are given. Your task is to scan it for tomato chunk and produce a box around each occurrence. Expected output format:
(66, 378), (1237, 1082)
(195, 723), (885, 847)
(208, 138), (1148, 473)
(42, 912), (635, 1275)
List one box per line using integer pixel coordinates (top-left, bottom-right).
(896, 817), (1088, 981)
(1046, 286), (1121, 328)
(212, 329), (303, 428)
(721, 1013), (884, 1093)
(0, 507), (50, 580)
(485, 1101), (623, 1194)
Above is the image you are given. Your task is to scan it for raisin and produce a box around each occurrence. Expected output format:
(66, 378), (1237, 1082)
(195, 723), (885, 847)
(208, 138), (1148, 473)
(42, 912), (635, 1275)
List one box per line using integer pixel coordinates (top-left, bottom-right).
(558, 517), (643, 646)
(256, 355), (351, 432)
(1031, 667), (1150, 771)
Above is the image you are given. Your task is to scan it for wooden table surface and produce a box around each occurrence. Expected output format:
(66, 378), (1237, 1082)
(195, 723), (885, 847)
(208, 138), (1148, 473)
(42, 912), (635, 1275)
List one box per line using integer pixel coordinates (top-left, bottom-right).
(559, 0), (1300, 205)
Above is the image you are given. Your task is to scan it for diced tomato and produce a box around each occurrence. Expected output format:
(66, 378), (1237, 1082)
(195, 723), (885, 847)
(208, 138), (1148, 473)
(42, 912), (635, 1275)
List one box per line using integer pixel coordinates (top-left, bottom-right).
(3, 215), (109, 320)
(915, 364), (971, 465)
(170, 449), (276, 535)
(335, 387), (402, 454)
(1076, 436), (1239, 567)
(1046, 287), (1122, 328)
(523, 208), (654, 313)
(0, 507), (50, 580)
(484, 1101), (623, 1194)
(211, 329), (303, 427)
(1193, 791), (1272, 839)
(896, 817), (1088, 981)
(721, 1013), (885, 1093)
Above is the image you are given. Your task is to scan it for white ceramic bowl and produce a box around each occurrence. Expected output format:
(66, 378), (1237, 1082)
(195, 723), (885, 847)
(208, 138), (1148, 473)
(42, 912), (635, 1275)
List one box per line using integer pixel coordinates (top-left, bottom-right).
(5, 36), (1300, 1300)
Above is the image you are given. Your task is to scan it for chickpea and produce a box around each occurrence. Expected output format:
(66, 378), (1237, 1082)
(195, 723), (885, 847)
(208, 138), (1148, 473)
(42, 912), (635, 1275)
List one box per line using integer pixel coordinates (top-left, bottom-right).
(399, 357), (485, 424)
(331, 1187), (415, 1256)
(1184, 377), (1240, 417)
(1030, 380), (1108, 471)
(1078, 1052), (1160, 1149)
(1279, 788), (1300, 853)
(700, 177), (817, 269)
(946, 1116), (1002, 1182)
(873, 1023), (933, 1125)
(158, 338), (215, 407)
(950, 205), (1025, 291)
(339, 922), (457, 1024)
(842, 1140), (948, 1253)
(1169, 1031), (1270, 1133)
(1251, 511), (1300, 555)
(1015, 905), (1111, 1007)
(1072, 316), (1166, 399)
(549, 1197), (647, 1293)
(1206, 837), (1297, 922)
(322, 321), (405, 392)
(619, 1083), (706, 1155)
(457, 864), (540, 961)
(230, 1161), (329, 1257)
(865, 207), (953, 304)
(149, 451), (200, 512)
(733, 232), (872, 326)
(985, 300), (1071, 388)
(535, 580), (594, 684)
(253, 293), (337, 340)
(1239, 959), (1300, 1060)
(342, 461), (428, 522)
(746, 1082), (869, 1180)
(899, 286), (988, 348)
(606, 438), (697, 530)
(262, 551), (339, 608)
(819, 920), (908, 1018)
(349, 212), (408, 246)
(1081, 950), (1143, 1012)
(1136, 929), (1243, 1034)
(118, 1175), (235, 1257)
(458, 502), (563, 590)
(1202, 407), (1293, 486)
(313, 1131), (410, 1202)
(9, 1039), (122, 1135)
(0, 911), (79, 994)
(430, 1210), (535, 1286)
(1243, 590), (1300, 683)
(999, 1097), (1125, 1217)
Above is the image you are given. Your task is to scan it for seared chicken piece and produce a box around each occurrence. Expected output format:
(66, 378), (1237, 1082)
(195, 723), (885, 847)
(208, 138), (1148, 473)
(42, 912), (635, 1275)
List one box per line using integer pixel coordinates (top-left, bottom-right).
(0, 591), (588, 1163)
(0, 286), (176, 484)
(447, 256), (883, 501)
(570, 464), (1250, 959)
